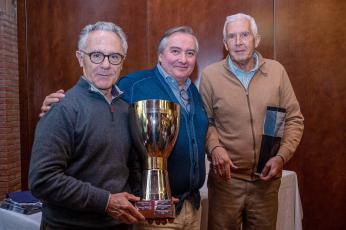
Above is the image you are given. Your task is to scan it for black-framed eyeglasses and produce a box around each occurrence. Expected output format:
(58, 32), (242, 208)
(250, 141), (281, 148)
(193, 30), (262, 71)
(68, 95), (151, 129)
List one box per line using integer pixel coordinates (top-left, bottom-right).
(80, 50), (125, 65)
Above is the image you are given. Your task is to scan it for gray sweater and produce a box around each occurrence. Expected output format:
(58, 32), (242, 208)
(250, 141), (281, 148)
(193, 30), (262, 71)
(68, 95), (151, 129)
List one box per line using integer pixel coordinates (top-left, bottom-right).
(29, 77), (136, 229)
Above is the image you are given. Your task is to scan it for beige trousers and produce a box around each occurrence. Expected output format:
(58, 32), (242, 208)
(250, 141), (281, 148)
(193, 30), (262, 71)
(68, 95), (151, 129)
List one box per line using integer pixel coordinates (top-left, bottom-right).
(207, 173), (281, 230)
(134, 200), (201, 230)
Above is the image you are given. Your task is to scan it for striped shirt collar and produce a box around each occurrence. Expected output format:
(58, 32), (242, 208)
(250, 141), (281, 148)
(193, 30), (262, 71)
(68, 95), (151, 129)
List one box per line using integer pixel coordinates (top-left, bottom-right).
(156, 63), (191, 91)
(82, 75), (123, 102)
(227, 52), (259, 75)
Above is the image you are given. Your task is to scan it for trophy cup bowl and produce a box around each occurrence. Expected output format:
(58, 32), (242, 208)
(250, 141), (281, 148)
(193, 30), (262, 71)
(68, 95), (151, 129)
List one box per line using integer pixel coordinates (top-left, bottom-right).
(130, 99), (180, 220)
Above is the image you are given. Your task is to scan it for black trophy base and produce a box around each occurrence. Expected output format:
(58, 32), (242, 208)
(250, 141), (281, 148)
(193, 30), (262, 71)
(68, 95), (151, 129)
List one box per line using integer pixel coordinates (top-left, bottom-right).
(135, 199), (175, 220)
(256, 135), (281, 174)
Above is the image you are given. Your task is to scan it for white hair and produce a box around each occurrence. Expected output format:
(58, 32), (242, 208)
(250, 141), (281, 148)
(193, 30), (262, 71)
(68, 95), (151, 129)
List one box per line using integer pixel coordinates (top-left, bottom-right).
(223, 13), (259, 40)
(78, 21), (128, 54)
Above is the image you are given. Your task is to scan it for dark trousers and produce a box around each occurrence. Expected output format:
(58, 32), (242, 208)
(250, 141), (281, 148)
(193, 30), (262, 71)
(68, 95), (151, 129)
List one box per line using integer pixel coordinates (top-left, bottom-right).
(40, 219), (132, 230)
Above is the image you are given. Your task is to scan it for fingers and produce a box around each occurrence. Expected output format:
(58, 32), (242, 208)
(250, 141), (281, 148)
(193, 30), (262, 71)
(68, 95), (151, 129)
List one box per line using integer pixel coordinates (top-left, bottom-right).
(230, 160), (238, 170)
(109, 208), (138, 224)
(126, 202), (145, 221)
(43, 94), (64, 107)
(223, 164), (231, 180)
(211, 147), (235, 180)
(260, 161), (274, 181)
(106, 193), (145, 224)
(123, 192), (141, 202)
(40, 90), (66, 117)
(56, 89), (65, 94)
(171, 196), (179, 204)
(260, 157), (283, 181)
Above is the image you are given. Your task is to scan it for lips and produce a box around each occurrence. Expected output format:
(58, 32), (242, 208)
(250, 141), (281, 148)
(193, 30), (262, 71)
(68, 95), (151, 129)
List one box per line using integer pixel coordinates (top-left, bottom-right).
(174, 66), (189, 69)
(97, 73), (112, 77)
(234, 49), (246, 53)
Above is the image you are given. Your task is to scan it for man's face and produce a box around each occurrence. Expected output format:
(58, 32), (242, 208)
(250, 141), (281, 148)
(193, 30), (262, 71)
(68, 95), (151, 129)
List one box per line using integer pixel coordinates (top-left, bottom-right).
(224, 19), (260, 67)
(76, 30), (125, 92)
(158, 33), (197, 84)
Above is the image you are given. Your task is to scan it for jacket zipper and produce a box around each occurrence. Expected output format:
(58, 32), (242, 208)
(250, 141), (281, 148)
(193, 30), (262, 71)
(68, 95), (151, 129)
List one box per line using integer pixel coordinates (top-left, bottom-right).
(90, 91), (115, 122)
(245, 90), (257, 179)
(232, 74), (258, 179)
(109, 104), (114, 121)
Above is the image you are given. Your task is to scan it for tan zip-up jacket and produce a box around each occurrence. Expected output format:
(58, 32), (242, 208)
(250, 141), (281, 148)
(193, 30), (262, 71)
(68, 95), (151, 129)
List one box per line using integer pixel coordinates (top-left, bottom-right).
(200, 53), (304, 181)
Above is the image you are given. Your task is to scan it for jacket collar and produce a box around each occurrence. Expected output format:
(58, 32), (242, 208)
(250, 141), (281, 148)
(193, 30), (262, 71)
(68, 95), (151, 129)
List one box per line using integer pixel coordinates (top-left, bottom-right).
(78, 76), (123, 101)
(223, 51), (268, 76)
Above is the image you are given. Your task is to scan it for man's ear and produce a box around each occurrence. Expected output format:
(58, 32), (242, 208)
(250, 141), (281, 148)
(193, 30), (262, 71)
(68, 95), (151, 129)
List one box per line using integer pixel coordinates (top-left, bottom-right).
(76, 51), (84, 67)
(254, 35), (261, 48)
(223, 40), (229, 52)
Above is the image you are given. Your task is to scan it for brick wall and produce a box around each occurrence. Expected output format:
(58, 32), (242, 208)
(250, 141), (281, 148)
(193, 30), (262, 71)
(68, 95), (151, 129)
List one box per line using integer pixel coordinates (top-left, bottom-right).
(0, 0), (21, 199)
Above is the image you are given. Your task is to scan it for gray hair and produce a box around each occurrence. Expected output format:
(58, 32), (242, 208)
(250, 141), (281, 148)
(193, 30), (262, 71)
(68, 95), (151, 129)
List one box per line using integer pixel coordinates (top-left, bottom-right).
(223, 13), (259, 40)
(78, 21), (128, 54)
(158, 26), (199, 54)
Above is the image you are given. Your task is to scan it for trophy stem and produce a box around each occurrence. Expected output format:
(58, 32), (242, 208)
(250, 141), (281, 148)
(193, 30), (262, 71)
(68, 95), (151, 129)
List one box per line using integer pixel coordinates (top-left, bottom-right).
(146, 157), (167, 170)
(142, 169), (171, 200)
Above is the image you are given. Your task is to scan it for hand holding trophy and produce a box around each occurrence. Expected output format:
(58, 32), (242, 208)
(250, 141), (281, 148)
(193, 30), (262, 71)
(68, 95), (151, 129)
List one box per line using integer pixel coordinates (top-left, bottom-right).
(130, 99), (180, 222)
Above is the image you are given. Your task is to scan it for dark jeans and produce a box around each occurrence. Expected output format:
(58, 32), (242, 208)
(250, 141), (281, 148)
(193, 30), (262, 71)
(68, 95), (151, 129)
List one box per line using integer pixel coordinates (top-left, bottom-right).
(40, 219), (132, 230)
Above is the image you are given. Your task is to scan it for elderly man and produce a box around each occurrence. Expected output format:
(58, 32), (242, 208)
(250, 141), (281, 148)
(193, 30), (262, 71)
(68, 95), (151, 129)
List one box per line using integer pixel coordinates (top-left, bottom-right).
(39, 26), (208, 230)
(29, 22), (145, 230)
(199, 13), (304, 230)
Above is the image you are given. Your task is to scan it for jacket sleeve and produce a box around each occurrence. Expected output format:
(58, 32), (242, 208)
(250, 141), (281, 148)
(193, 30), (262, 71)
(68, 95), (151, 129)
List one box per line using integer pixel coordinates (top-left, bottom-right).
(277, 67), (304, 163)
(28, 103), (110, 213)
(127, 147), (143, 197)
(199, 71), (222, 154)
(117, 75), (134, 104)
(127, 106), (144, 197)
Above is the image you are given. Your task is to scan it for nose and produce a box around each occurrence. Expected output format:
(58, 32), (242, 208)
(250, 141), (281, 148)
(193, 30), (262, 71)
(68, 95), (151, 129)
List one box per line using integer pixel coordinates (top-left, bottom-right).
(235, 34), (243, 45)
(100, 56), (111, 68)
(179, 53), (187, 63)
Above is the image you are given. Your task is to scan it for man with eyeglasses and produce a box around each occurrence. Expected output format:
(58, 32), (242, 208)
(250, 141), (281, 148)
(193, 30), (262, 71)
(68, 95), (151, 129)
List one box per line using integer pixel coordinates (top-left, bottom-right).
(39, 26), (208, 230)
(29, 21), (145, 230)
(199, 13), (304, 230)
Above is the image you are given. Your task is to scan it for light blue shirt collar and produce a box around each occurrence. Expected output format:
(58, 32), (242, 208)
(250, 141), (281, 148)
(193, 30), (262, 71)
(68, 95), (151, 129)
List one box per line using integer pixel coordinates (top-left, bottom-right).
(156, 64), (191, 112)
(227, 53), (259, 90)
(156, 64), (191, 91)
(228, 52), (259, 74)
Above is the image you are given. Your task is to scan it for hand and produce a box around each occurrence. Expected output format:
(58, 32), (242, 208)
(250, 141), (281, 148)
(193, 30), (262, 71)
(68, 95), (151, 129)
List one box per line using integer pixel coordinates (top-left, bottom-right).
(147, 197), (178, 225)
(106, 192), (145, 224)
(39, 89), (65, 117)
(260, 156), (284, 181)
(211, 146), (237, 180)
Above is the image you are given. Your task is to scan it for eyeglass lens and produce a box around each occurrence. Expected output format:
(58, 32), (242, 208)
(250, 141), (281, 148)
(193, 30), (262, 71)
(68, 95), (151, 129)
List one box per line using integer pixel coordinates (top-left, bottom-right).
(89, 52), (123, 65)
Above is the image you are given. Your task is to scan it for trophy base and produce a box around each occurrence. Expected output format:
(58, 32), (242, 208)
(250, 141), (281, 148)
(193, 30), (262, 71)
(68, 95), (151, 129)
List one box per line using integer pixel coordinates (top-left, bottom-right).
(135, 199), (175, 219)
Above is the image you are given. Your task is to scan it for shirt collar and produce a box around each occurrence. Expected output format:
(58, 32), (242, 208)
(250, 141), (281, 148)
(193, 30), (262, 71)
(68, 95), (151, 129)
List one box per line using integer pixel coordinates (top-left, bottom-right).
(82, 76), (123, 100)
(156, 63), (191, 91)
(227, 52), (259, 74)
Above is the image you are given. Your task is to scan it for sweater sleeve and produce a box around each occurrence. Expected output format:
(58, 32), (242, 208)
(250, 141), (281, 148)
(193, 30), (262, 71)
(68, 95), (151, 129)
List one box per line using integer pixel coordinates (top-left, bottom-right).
(28, 103), (110, 213)
(199, 71), (222, 154)
(277, 67), (304, 163)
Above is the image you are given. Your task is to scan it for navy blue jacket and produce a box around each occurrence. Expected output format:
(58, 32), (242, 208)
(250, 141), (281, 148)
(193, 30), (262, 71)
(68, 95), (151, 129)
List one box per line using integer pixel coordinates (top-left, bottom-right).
(118, 67), (208, 213)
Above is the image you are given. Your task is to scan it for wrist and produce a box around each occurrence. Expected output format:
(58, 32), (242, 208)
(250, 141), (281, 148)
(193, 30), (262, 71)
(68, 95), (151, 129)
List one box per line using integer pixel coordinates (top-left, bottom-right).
(209, 145), (222, 156)
(105, 193), (111, 212)
(276, 155), (285, 165)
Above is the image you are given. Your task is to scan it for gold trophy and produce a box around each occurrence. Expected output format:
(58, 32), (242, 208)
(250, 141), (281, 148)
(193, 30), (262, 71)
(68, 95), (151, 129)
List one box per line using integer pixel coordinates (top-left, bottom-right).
(130, 99), (180, 220)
